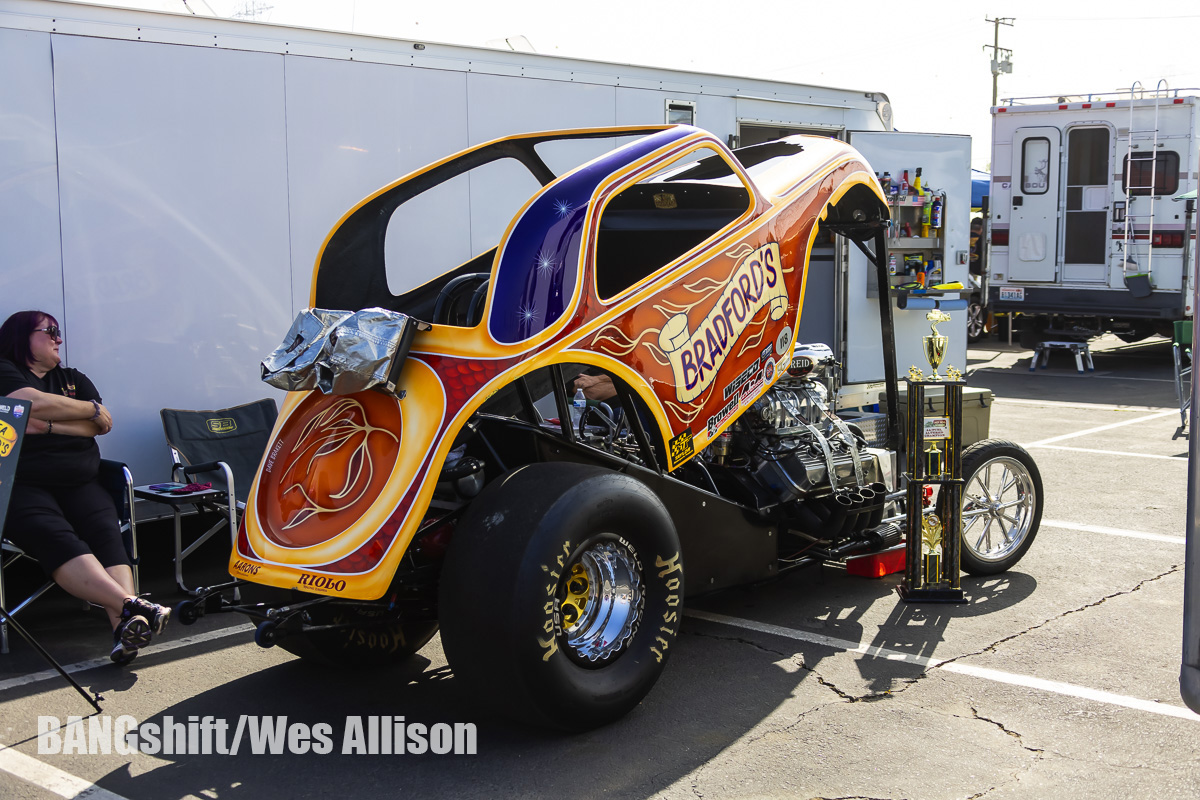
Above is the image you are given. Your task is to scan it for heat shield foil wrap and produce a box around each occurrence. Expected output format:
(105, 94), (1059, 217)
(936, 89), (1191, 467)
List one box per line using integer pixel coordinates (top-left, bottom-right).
(261, 307), (418, 396)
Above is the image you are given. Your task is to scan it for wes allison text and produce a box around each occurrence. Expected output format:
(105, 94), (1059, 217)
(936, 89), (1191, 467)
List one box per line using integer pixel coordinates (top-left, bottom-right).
(38, 715), (477, 756)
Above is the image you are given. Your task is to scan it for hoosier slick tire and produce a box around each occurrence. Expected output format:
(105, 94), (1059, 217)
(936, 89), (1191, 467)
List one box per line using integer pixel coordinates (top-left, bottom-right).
(438, 462), (684, 731)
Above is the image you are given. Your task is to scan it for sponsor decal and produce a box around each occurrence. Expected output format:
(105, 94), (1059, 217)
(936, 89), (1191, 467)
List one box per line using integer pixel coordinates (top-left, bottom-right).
(657, 242), (787, 403)
(737, 368), (765, 406)
(297, 573), (348, 593)
(207, 418), (237, 434)
(0, 421), (16, 458)
(775, 325), (793, 356)
(0, 404), (10, 414)
(666, 427), (695, 470)
(705, 395), (740, 438)
(722, 358), (762, 401)
(13, 405), (24, 418)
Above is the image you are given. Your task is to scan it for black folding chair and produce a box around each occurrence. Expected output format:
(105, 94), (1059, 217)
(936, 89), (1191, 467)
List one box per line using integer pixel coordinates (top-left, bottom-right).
(2, 433), (139, 652)
(146, 399), (277, 593)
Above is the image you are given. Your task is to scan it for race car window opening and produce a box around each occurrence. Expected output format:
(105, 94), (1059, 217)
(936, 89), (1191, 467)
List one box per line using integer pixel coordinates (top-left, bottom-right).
(1122, 150), (1180, 197)
(595, 145), (752, 301)
(385, 159), (543, 299)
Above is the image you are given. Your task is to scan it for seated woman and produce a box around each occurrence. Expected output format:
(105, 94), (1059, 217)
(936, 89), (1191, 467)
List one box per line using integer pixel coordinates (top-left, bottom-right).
(0, 310), (169, 665)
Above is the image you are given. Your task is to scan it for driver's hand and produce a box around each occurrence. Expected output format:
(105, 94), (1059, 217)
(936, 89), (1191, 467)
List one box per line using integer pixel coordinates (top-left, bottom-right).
(574, 374), (617, 402)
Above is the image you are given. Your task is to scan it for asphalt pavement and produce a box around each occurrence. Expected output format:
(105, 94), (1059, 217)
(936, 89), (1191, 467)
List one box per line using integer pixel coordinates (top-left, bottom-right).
(1, 334), (1195, 799)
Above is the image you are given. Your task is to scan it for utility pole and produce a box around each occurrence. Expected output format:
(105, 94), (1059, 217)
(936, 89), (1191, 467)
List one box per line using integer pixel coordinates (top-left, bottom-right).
(984, 16), (1015, 107)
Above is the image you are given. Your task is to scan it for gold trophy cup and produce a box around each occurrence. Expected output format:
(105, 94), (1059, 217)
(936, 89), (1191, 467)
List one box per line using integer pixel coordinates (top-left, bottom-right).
(923, 309), (952, 379)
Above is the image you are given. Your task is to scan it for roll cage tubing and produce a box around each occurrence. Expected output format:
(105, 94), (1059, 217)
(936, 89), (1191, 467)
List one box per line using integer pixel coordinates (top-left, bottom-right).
(312, 126), (672, 312)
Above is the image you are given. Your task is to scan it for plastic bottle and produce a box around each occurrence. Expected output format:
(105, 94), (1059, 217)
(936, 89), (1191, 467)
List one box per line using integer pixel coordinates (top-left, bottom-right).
(931, 194), (943, 228)
(571, 387), (586, 430)
(881, 171), (892, 195)
(900, 170), (910, 196)
(914, 167), (924, 197)
(888, 253), (897, 274)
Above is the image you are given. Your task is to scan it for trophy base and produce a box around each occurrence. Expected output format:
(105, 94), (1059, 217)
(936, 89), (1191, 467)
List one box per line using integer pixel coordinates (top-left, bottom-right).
(897, 585), (968, 604)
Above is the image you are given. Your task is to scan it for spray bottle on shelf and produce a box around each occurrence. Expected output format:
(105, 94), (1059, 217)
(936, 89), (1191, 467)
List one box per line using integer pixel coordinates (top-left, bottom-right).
(880, 171), (892, 196)
(900, 170), (910, 196)
(920, 192), (933, 238)
(914, 167), (924, 197)
(931, 194), (943, 229)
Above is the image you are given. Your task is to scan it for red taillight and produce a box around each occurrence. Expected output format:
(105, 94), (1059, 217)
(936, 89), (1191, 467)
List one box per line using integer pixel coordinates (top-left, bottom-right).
(991, 229), (1009, 246)
(1152, 231), (1184, 247)
(1059, 104), (1069, 110)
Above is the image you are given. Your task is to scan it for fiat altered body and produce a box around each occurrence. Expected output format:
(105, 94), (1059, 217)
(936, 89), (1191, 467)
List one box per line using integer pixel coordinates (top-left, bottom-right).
(178, 125), (1042, 729)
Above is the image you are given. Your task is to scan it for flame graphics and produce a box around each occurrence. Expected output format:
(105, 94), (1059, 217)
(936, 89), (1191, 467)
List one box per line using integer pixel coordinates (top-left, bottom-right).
(259, 393), (403, 548)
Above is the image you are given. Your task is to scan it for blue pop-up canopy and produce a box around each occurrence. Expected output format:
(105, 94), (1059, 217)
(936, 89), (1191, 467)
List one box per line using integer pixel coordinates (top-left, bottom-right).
(972, 169), (990, 210)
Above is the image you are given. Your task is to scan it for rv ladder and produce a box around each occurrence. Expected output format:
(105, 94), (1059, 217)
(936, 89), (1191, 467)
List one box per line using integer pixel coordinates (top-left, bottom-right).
(1121, 81), (1167, 285)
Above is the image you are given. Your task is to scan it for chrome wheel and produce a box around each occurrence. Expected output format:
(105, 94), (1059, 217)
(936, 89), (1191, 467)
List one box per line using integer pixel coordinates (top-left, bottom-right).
(558, 539), (644, 663)
(961, 455), (1036, 563)
(967, 298), (986, 342)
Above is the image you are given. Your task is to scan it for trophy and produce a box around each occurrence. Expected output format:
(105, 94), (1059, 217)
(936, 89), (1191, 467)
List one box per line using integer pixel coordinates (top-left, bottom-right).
(923, 309), (951, 379)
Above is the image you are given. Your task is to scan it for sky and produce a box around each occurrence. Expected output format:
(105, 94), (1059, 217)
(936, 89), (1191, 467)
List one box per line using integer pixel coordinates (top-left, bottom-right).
(75, 0), (1200, 170)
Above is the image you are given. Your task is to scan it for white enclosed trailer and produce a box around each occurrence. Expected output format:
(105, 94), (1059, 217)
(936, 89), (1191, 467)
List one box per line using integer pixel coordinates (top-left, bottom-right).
(0, 0), (968, 486)
(987, 86), (1199, 341)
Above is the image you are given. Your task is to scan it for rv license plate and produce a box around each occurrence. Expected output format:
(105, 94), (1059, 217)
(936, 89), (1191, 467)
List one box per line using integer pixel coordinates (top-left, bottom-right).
(999, 287), (1025, 301)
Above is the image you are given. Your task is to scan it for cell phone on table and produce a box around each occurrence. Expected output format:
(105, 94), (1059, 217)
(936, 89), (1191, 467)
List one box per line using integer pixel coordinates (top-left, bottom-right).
(148, 482), (188, 492)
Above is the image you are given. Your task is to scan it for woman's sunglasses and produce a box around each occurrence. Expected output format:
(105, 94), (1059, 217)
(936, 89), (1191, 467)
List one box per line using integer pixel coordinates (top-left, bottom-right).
(34, 326), (62, 339)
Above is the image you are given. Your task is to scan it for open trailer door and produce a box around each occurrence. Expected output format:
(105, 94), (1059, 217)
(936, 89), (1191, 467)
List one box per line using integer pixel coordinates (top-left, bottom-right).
(843, 130), (972, 387)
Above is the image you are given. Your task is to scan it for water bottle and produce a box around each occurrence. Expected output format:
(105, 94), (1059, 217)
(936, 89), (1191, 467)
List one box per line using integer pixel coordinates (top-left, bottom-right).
(571, 387), (586, 430)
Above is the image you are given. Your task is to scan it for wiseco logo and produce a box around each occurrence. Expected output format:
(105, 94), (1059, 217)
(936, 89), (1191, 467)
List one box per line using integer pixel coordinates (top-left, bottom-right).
(207, 418), (237, 434)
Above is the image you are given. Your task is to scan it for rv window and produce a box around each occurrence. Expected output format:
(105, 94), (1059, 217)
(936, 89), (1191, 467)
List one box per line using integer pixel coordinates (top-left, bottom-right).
(1122, 150), (1180, 197)
(1067, 128), (1108, 186)
(595, 145), (751, 300)
(1021, 138), (1051, 195)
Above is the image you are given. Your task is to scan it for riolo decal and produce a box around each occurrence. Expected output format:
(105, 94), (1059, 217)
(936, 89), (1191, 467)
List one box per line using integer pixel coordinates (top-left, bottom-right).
(657, 243), (787, 403)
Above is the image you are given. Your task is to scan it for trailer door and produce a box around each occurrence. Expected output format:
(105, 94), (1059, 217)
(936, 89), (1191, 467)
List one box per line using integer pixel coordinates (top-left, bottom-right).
(1009, 127), (1060, 282)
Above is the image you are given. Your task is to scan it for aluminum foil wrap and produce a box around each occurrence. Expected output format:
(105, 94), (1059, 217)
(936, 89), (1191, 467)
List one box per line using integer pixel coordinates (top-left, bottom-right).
(261, 307), (417, 396)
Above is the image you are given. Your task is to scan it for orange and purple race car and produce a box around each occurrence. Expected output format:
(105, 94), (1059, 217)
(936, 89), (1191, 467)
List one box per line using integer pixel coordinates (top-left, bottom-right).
(178, 125), (1042, 729)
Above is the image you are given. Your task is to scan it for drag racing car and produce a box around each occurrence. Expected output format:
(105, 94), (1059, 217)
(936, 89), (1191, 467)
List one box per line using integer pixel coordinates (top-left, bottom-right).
(177, 125), (1043, 730)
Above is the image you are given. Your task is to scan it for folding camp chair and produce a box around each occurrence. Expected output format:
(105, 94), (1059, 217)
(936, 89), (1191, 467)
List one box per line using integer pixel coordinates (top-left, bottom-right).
(1, 459), (138, 655)
(141, 399), (277, 594)
(1175, 319), (1193, 428)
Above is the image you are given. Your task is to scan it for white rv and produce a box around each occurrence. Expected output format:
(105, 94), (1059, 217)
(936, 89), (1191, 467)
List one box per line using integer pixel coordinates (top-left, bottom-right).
(987, 85), (1198, 342)
(0, 0), (971, 483)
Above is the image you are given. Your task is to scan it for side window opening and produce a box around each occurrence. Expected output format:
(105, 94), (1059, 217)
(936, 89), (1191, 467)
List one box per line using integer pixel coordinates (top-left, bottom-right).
(1122, 150), (1180, 197)
(595, 145), (752, 300)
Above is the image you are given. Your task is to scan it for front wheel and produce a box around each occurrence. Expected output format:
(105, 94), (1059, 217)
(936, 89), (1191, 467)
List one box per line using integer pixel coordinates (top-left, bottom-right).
(439, 463), (684, 730)
(943, 439), (1043, 575)
(967, 296), (988, 343)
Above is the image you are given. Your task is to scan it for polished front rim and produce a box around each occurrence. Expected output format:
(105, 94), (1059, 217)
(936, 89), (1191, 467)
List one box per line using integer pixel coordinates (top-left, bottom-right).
(960, 456), (1037, 561)
(967, 301), (985, 339)
(558, 540), (643, 663)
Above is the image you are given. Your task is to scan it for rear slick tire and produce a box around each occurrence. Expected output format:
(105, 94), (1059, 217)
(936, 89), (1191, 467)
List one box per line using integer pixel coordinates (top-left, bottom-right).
(438, 462), (684, 731)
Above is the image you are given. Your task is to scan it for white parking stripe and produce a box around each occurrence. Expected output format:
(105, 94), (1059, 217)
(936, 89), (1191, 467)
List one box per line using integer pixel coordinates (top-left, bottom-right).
(996, 398), (1172, 413)
(687, 609), (1200, 722)
(0, 743), (130, 799)
(1025, 409), (1179, 447)
(1040, 519), (1186, 544)
(0, 624), (249, 694)
(1027, 444), (1188, 461)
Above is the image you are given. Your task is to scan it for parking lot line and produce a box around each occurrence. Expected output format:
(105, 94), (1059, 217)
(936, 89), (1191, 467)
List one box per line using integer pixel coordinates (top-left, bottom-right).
(0, 742), (129, 800)
(686, 609), (1200, 722)
(996, 398), (1172, 413)
(1025, 409), (1179, 447)
(1027, 444), (1188, 461)
(0, 624), (249, 694)
(1040, 519), (1186, 544)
